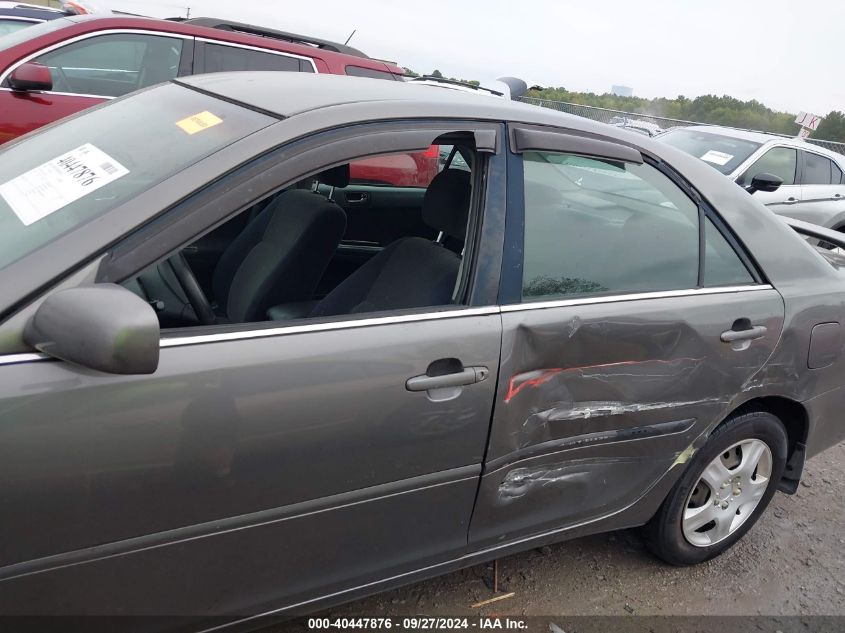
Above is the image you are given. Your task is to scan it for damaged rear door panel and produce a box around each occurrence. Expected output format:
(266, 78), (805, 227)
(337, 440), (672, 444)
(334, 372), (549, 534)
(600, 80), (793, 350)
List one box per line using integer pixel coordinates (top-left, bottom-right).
(469, 129), (785, 546)
(470, 291), (784, 545)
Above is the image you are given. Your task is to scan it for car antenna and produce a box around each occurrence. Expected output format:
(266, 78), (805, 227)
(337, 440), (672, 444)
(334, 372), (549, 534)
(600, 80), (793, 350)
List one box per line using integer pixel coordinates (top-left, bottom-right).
(344, 29), (356, 45)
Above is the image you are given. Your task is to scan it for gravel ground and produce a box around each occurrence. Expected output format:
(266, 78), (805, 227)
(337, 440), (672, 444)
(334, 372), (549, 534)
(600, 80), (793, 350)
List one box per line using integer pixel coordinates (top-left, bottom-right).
(292, 441), (845, 623)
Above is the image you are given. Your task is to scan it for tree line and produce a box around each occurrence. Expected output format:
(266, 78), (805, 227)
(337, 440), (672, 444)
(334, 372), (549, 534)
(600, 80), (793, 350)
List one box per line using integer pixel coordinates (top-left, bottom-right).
(404, 69), (843, 142)
(527, 87), (845, 143)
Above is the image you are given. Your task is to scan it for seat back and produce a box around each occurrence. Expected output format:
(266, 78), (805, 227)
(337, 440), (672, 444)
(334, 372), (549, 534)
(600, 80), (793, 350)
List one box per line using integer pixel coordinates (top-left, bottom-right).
(310, 169), (471, 317)
(214, 189), (346, 322)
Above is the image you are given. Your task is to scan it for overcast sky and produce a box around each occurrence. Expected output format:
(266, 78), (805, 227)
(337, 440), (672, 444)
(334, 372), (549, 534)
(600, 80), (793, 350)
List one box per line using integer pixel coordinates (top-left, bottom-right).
(99, 0), (842, 116)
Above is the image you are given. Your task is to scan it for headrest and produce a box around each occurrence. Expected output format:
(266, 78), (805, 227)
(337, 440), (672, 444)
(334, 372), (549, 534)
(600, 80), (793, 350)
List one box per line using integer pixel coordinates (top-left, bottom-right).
(316, 164), (350, 188)
(422, 169), (472, 239)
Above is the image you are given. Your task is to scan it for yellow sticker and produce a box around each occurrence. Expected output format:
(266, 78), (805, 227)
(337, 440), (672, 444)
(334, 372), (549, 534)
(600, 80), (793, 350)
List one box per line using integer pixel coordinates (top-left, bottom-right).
(176, 111), (223, 135)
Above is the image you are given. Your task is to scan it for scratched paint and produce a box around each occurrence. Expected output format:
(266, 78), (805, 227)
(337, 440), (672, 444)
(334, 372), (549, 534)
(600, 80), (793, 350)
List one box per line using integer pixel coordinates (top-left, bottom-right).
(469, 294), (786, 547)
(505, 357), (706, 403)
(530, 397), (727, 423)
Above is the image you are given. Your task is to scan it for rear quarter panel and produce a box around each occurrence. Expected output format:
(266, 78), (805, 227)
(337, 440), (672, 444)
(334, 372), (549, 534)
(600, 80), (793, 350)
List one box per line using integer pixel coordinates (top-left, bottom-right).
(647, 140), (845, 459)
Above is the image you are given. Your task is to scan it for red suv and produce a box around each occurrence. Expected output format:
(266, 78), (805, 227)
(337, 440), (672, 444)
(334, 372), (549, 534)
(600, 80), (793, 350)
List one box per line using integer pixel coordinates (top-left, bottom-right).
(0, 15), (405, 137)
(0, 15), (441, 185)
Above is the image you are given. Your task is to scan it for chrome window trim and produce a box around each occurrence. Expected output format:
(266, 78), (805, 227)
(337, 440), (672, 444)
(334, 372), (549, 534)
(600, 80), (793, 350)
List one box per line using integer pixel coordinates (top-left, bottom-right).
(160, 306), (499, 348)
(0, 352), (48, 365)
(0, 16), (43, 23)
(0, 86), (113, 99)
(506, 284), (773, 313)
(0, 284), (775, 365)
(195, 36), (319, 73)
(0, 28), (194, 94)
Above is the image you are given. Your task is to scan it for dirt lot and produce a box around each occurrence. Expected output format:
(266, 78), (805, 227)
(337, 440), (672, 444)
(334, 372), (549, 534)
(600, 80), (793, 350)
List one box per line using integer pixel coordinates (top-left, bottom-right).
(290, 442), (845, 625)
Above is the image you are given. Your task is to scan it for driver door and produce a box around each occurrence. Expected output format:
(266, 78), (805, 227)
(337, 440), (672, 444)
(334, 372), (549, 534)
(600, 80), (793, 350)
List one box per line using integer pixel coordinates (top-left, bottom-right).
(0, 122), (504, 619)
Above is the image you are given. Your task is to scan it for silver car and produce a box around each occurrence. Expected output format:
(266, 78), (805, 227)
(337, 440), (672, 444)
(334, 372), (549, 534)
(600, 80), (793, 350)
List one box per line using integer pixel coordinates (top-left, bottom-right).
(659, 125), (845, 231)
(1, 73), (845, 629)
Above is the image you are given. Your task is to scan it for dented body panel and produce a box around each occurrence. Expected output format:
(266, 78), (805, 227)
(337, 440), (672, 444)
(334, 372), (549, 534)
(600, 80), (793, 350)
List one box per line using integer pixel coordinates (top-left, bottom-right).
(469, 289), (784, 544)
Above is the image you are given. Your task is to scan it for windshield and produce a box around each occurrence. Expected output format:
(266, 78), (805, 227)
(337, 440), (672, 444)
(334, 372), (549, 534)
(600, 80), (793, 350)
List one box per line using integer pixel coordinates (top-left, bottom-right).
(0, 16), (71, 51)
(0, 83), (275, 272)
(657, 128), (762, 175)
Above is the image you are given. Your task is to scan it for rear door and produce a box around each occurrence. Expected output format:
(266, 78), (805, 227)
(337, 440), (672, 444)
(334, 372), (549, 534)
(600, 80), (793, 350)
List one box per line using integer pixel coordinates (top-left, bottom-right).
(0, 31), (193, 142)
(469, 127), (785, 545)
(797, 149), (845, 227)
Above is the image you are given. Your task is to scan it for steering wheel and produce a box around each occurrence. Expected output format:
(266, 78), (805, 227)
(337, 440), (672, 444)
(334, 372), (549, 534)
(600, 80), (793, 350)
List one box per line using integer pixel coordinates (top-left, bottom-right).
(167, 253), (217, 326)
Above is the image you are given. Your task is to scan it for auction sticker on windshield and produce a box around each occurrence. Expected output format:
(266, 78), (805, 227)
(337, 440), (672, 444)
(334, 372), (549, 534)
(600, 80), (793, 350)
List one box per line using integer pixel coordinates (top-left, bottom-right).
(700, 149), (734, 166)
(0, 144), (129, 226)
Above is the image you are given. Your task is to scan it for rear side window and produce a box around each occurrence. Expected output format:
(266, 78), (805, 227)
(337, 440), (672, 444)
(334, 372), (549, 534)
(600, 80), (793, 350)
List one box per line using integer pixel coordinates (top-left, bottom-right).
(203, 43), (312, 73)
(25, 33), (184, 98)
(703, 217), (754, 286)
(802, 151), (834, 185)
(738, 147), (796, 186)
(345, 65), (398, 80)
(521, 152), (700, 300)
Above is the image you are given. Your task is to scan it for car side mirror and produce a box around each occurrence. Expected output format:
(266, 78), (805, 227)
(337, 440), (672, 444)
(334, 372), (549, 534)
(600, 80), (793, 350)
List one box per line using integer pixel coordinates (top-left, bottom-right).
(8, 62), (53, 92)
(24, 284), (160, 375)
(746, 172), (783, 195)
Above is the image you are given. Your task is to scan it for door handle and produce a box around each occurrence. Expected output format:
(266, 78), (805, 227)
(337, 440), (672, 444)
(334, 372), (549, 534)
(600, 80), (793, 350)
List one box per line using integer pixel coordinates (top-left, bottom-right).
(834, 193), (842, 199)
(406, 366), (489, 392)
(785, 197), (798, 204)
(345, 192), (369, 204)
(720, 325), (767, 343)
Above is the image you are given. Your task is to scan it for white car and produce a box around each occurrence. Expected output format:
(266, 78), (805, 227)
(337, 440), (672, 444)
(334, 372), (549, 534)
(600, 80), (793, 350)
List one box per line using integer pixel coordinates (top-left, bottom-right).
(658, 125), (845, 232)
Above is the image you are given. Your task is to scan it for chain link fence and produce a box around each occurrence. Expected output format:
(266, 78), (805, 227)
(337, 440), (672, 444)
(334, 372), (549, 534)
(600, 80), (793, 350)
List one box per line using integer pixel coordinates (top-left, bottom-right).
(519, 97), (845, 156)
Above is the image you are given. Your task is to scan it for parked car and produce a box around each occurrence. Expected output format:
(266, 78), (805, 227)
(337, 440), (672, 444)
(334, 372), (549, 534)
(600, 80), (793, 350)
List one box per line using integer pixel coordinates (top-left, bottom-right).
(0, 14), (400, 130)
(658, 125), (845, 232)
(0, 1), (103, 36)
(609, 115), (664, 137)
(1, 73), (844, 629)
(0, 13), (434, 187)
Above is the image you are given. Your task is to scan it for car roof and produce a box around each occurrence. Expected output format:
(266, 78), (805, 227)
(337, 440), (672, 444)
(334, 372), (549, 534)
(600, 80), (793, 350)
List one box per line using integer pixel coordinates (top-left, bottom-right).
(179, 72), (580, 123)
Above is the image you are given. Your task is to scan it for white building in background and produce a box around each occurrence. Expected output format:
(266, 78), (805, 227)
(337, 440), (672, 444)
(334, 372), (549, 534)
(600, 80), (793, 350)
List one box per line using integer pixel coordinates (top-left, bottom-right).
(611, 85), (633, 97)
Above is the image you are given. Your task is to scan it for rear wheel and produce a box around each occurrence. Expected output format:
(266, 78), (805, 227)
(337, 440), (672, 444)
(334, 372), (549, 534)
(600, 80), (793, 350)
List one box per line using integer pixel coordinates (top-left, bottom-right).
(645, 410), (787, 565)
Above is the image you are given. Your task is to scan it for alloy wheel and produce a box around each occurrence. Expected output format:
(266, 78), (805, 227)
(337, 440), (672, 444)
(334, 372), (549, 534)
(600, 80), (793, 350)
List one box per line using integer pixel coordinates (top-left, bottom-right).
(682, 439), (773, 547)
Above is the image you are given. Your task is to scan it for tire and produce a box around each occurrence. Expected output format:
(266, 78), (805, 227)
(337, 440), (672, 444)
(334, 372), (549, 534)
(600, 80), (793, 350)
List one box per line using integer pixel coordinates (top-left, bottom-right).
(645, 410), (788, 565)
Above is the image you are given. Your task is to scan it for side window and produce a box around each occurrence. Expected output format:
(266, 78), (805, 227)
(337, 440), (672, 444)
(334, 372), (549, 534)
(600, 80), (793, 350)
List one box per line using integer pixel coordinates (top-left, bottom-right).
(522, 151), (699, 301)
(738, 147), (797, 186)
(126, 135), (479, 328)
(202, 43), (311, 73)
(344, 65), (398, 80)
(802, 151), (834, 185)
(30, 33), (184, 97)
(702, 217), (754, 286)
(832, 161), (844, 185)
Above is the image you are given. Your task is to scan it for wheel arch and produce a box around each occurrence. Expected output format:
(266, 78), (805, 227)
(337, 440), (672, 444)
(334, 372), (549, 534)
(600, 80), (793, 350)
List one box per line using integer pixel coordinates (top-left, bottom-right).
(721, 396), (808, 493)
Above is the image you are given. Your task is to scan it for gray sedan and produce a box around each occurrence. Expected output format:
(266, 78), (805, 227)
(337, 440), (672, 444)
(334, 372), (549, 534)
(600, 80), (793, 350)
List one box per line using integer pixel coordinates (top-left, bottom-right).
(0, 73), (843, 630)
